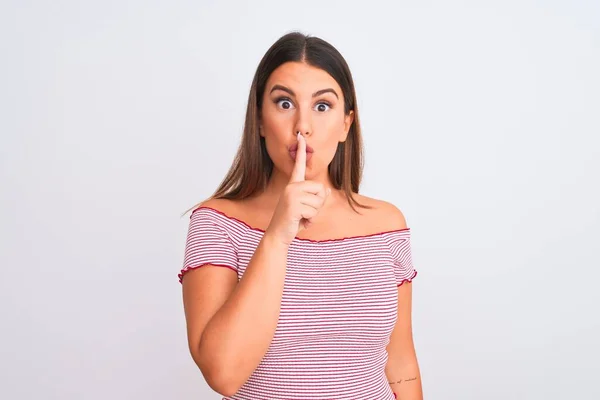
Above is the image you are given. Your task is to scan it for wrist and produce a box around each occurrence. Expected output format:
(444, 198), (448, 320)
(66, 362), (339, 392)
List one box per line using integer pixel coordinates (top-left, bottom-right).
(261, 231), (292, 251)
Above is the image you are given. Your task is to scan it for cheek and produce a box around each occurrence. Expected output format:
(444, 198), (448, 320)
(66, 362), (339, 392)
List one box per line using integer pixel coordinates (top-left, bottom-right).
(261, 128), (289, 164)
(263, 135), (282, 159)
(319, 113), (345, 143)
(319, 111), (346, 138)
(324, 140), (341, 163)
(262, 104), (292, 127)
(262, 115), (290, 140)
(312, 136), (341, 167)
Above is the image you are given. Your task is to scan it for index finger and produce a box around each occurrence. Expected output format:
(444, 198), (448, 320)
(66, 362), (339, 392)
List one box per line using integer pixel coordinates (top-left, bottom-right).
(289, 132), (306, 183)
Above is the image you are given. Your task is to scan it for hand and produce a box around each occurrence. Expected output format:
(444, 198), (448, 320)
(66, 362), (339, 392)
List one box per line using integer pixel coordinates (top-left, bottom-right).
(265, 133), (331, 246)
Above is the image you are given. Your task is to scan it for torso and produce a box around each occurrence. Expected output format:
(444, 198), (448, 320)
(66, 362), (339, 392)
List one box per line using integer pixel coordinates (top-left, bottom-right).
(199, 190), (406, 241)
(185, 191), (412, 400)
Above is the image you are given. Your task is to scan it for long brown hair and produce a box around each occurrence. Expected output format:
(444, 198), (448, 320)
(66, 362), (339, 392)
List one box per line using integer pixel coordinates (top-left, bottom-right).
(186, 31), (371, 215)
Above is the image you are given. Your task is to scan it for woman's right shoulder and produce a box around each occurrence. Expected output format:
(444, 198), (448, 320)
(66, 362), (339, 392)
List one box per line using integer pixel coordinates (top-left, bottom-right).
(190, 198), (250, 223)
(186, 198), (243, 237)
(194, 197), (238, 214)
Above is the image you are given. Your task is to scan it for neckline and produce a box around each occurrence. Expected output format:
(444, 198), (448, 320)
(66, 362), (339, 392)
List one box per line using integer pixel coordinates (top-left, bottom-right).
(192, 206), (410, 244)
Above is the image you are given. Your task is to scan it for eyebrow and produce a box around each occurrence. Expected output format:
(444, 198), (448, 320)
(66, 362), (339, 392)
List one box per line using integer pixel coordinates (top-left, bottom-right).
(269, 84), (339, 99)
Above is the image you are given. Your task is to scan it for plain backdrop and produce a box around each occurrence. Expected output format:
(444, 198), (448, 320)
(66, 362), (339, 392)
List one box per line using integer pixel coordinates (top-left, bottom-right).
(1, 1), (599, 399)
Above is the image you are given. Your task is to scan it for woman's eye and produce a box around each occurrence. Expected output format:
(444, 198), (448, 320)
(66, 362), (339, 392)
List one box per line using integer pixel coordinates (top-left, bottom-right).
(276, 98), (294, 110)
(315, 102), (331, 112)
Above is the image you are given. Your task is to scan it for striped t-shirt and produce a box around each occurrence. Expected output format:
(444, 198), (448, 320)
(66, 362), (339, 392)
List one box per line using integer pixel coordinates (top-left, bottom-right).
(179, 206), (418, 400)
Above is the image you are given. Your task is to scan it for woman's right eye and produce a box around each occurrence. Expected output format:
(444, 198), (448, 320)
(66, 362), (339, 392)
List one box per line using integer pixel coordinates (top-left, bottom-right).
(275, 97), (294, 110)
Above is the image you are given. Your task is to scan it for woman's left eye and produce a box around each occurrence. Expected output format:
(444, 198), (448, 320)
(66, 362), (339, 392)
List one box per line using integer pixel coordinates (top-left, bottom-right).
(315, 102), (331, 112)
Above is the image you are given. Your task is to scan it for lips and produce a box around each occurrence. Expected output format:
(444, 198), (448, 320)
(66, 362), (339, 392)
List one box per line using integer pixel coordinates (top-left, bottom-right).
(289, 143), (314, 153)
(289, 150), (313, 161)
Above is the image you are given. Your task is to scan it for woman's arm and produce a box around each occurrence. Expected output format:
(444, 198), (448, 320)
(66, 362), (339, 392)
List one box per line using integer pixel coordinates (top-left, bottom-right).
(379, 201), (422, 399)
(182, 231), (289, 397)
(385, 282), (423, 399)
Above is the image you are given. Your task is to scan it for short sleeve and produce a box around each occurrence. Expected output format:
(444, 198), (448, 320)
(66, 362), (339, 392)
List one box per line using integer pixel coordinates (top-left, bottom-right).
(178, 208), (239, 284)
(386, 229), (418, 287)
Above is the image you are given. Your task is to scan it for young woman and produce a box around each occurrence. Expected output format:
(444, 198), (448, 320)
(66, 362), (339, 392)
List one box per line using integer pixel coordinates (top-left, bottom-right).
(179, 31), (422, 400)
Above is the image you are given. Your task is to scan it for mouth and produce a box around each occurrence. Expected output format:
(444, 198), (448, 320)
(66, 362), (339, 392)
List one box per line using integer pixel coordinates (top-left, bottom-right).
(288, 143), (314, 153)
(289, 150), (313, 161)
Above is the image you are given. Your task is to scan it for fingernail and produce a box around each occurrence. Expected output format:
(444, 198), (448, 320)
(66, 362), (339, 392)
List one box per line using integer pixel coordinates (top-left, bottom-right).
(327, 188), (331, 196)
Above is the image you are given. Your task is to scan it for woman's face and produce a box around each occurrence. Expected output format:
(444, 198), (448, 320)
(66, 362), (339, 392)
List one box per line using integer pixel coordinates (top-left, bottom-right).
(260, 61), (354, 179)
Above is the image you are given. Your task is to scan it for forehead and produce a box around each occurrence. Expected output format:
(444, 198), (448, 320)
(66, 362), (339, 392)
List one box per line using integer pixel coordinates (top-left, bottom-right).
(266, 61), (342, 95)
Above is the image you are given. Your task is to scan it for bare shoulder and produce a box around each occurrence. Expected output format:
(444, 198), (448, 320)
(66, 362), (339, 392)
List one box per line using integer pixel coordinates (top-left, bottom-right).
(196, 197), (238, 214)
(194, 197), (255, 223)
(353, 193), (408, 231)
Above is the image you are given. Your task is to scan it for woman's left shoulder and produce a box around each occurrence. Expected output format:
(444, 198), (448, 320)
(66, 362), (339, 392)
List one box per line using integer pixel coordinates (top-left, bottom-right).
(355, 193), (408, 231)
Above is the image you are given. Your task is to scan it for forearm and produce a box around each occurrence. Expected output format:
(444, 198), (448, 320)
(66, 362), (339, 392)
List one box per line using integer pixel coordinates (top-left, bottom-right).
(199, 233), (289, 392)
(386, 360), (423, 400)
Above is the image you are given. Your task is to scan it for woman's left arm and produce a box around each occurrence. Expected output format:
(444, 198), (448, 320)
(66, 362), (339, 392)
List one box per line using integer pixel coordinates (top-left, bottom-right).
(385, 281), (423, 399)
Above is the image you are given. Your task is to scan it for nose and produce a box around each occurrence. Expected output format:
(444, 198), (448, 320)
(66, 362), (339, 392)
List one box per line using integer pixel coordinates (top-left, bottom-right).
(294, 108), (312, 138)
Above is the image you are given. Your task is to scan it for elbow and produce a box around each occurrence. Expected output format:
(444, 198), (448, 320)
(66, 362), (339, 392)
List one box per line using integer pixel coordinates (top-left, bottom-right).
(192, 345), (243, 397)
(202, 365), (242, 398)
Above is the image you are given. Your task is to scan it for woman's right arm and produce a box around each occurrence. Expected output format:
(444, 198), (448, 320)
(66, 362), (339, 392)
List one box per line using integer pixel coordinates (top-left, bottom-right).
(182, 231), (290, 397)
(182, 133), (328, 396)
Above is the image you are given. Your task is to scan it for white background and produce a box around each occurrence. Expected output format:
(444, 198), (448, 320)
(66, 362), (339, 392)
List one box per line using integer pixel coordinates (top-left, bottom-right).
(1, 0), (599, 399)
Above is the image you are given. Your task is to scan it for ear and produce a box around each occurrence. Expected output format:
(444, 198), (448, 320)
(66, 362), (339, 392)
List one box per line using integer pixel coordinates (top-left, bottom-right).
(258, 110), (264, 137)
(340, 110), (355, 142)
